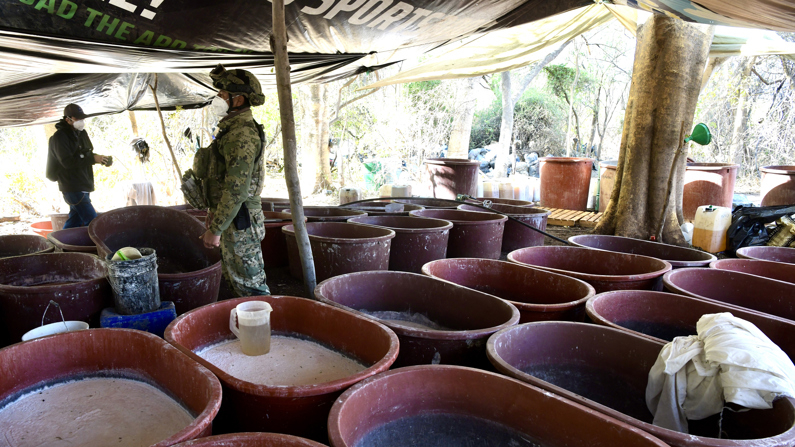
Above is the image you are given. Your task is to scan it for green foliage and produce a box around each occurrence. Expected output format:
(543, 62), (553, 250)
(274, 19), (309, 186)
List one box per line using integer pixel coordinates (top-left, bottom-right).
(470, 99), (501, 149)
(543, 64), (592, 104)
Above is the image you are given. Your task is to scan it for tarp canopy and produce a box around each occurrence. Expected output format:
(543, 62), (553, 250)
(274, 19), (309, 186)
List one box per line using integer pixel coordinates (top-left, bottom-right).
(2, 0), (795, 127)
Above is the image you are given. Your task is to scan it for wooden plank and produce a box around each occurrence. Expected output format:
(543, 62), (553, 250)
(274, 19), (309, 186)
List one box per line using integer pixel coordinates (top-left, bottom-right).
(578, 212), (603, 228)
(559, 209), (582, 220)
(0, 216), (20, 223)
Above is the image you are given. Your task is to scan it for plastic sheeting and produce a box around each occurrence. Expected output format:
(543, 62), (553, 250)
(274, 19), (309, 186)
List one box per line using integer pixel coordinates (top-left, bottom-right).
(646, 313), (795, 434)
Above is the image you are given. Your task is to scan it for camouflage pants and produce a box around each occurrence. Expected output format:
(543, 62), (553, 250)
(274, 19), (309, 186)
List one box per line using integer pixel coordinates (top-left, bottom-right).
(220, 208), (270, 297)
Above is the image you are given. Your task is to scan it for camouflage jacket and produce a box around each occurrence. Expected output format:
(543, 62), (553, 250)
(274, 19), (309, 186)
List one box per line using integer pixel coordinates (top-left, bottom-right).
(199, 109), (264, 235)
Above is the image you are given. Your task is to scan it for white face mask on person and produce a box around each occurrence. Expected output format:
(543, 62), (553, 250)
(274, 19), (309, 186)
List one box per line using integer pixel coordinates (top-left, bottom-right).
(73, 119), (85, 131)
(210, 96), (230, 117)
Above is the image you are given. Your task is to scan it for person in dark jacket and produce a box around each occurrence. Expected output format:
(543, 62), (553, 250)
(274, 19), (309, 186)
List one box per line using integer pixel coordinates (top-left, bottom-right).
(46, 104), (111, 229)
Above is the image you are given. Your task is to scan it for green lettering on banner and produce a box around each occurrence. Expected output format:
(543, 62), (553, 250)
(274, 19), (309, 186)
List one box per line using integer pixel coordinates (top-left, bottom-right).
(171, 40), (186, 49)
(19, 0), (35, 6)
(153, 35), (171, 47)
(57, 0), (77, 19)
(134, 30), (154, 45)
(84, 7), (102, 27)
(34, 0), (55, 13)
(97, 14), (119, 34)
(115, 21), (134, 40)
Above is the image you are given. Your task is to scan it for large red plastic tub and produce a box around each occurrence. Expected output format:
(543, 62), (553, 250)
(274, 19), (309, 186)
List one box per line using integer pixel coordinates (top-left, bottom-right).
(423, 158), (479, 199)
(165, 296), (398, 441)
(508, 246), (672, 293)
(760, 165), (795, 206)
(282, 222), (394, 282)
(663, 268), (795, 321)
(277, 206), (367, 222)
(683, 163), (739, 222)
(538, 157), (594, 211)
(422, 258), (595, 323)
(0, 234), (54, 259)
(458, 203), (550, 252)
(599, 160), (618, 212)
(47, 226), (97, 254)
(327, 365), (670, 447)
(737, 246), (795, 264)
(394, 198), (460, 209)
(586, 290), (795, 361)
(173, 433), (325, 447)
(409, 209), (507, 259)
(468, 197), (535, 207)
(487, 321), (795, 447)
(315, 271), (519, 368)
(569, 234), (716, 268)
(710, 258), (795, 284)
(347, 215), (452, 273)
(89, 206), (222, 315)
(0, 328), (222, 446)
(259, 211), (299, 269)
(341, 201), (425, 216)
(0, 252), (111, 346)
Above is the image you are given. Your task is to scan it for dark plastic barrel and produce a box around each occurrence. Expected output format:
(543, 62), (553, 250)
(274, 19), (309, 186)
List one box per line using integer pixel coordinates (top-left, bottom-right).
(278, 206), (367, 222)
(106, 247), (160, 315)
(423, 158), (479, 199)
(394, 198), (460, 209)
(0, 234), (54, 259)
(599, 160), (618, 211)
(683, 162), (739, 221)
(458, 203), (549, 252)
(569, 234), (716, 268)
(341, 201), (425, 216)
(282, 222), (394, 282)
(422, 258), (595, 323)
(172, 433), (326, 447)
(262, 197), (290, 212)
(761, 165), (795, 206)
(48, 226), (97, 254)
(538, 157), (594, 211)
(409, 209), (507, 259)
(468, 197), (535, 207)
(736, 246), (795, 264)
(710, 258), (795, 284)
(487, 321), (795, 447)
(347, 215), (452, 273)
(508, 246), (672, 293)
(260, 211), (299, 269)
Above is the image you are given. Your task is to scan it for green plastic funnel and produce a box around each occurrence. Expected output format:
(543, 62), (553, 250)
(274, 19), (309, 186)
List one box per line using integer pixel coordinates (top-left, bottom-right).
(684, 123), (711, 145)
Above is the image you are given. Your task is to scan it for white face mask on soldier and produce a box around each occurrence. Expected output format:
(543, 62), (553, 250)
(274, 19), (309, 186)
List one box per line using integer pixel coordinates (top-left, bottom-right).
(73, 119), (85, 131)
(210, 96), (229, 117)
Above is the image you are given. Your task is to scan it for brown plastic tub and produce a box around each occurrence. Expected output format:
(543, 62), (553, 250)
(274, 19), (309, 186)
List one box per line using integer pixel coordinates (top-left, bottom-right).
(165, 296), (398, 441)
(260, 211), (300, 269)
(468, 197), (535, 207)
(458, 203), (550, 252)
(341, 201), (425, 216)
(586, 290), (795, 361)
(599, 160), (618, 212)
(282, 222), (394, 282)
(315, 271), (519, 368)
(422, 258), (595, 323)
(683, 163), (739, 222)
(0, 234), (54, 259)
(569, 234), (716, 268)
(173, 433), (325, 447)
(737, 246), (795, 264)
(261, 197), (290, 212)
(0, 252), (111, 346)
(538, 157), (594, 211)
(347, 215), (452, 273)
(0, 328), (221, 446)
(327, 365), (670, 447)
(710, 258), (795, 285)
(508, 246), (672, 293)
(47, 226), (97, 254)
(409, 209), (507, 259)
(89, 206), (222, 315)
(394, 197), (460, 209)
(423, 158), (479, 199)
(760, 165), (795, 206)
(277, 206), (367, 222)
(487, 321), (795, 447)
(663, 268), (795, 321)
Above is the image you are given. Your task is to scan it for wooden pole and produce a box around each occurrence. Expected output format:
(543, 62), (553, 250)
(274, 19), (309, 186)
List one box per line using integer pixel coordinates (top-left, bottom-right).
(271, 0), (317, 298)
(148, 74), (182, 183)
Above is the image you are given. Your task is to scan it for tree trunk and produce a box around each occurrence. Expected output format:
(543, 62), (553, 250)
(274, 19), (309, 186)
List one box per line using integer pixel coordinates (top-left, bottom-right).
(128, 110), (139, 136)
(494, 72), (515, 178)
(594, 16), (713, 245)
(447, 77), (478, 159)
(308, 84), (332, 193)
(728, 57), (755, 166)
(565, 44), (580, 156)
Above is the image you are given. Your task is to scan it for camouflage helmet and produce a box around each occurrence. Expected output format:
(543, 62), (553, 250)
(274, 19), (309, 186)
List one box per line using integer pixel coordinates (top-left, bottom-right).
(210, 64), (265, 107)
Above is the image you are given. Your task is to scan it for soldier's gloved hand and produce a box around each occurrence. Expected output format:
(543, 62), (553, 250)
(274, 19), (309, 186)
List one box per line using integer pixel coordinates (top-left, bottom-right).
(200, 230), (220, 249)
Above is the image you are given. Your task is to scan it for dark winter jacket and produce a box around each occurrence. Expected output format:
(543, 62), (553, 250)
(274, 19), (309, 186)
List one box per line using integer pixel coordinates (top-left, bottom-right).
(46, 119), (96, 192)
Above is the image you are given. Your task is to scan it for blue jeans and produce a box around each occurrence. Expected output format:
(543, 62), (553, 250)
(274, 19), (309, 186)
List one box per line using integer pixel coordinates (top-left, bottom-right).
(62, 192), (97, 229)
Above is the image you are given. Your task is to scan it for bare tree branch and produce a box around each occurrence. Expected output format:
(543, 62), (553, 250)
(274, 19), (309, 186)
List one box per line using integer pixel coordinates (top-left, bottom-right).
(511, 40), (572, 104)
(330, 71), (382, 126)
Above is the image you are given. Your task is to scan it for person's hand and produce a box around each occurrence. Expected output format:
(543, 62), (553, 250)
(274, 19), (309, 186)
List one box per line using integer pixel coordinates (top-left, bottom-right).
(93, 154), (111, 166)
(205, 212), (214, 230)
(200, 230), (221, 249)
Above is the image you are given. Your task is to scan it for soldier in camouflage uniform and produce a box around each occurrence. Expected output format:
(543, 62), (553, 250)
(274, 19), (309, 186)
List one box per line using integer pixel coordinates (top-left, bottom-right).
(198, 64), (270, 297)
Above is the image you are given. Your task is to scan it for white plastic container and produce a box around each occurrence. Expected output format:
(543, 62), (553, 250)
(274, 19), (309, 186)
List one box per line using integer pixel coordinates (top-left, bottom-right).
(339, 187), (361, 205)
(378, 184), (392, 198)
(22, 321), (89, 341)
(692, 205), (732, 253)
(476, 181), (484, 198)
(391, 184), (411, 197)
(482, 182), (499, 198)
(229, 300), (273, 356)
(499, 182), (514, 199)
(532, 178), (541, 202)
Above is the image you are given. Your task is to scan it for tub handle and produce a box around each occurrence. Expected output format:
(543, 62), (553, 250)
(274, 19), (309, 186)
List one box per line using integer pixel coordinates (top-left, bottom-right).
(42, 300), (68, 333)
(229, 308), (240, 338)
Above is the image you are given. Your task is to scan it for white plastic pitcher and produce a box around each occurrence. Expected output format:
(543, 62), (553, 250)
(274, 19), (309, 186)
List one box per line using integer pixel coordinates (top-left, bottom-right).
(229, 301), (273, 356)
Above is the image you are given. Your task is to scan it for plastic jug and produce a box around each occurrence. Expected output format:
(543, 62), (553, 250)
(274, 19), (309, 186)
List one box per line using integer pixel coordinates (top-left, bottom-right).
(339, 187), (361, 205)
(230, 300), (273, 356)
(692, 205), (732, 253)
(482, 182), (499, 198)
(499, 182), (514, 199)
(392, 184), (411, 197)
